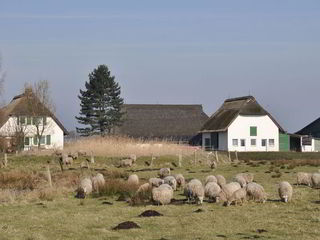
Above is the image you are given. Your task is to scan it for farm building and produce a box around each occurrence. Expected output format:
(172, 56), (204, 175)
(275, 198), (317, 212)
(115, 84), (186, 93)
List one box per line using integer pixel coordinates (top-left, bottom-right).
(295, 118), (320, 152)
(0, 88), (68, 151)
(199, 96), (289, 152)
(114, 104), (208, 142)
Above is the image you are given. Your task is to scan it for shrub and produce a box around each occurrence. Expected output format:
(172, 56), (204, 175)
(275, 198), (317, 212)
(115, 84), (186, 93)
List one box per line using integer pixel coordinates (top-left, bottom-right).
(96, 179), (139, 198)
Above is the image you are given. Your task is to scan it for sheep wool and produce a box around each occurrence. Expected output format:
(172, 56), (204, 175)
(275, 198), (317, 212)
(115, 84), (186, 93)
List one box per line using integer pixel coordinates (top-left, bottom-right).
(297, 172), (312, 186)
(216, 175), (227, 187)
(164, 176), (177, 191)
(92, 173), (105, 192)
(278, 181), (293, 203)
(174, 174), (185, 189)
(205, 175), (217, 185)
(149, 178), (164, 187)
(152, 184), (173, 205)
(312, 173), (320, 188)
(128, 174), (139, 186)
(246, 182), (267, 203)
(226, 188), (247, 206)
(159, 168), (171, 178)
(204, 181), (221, 201)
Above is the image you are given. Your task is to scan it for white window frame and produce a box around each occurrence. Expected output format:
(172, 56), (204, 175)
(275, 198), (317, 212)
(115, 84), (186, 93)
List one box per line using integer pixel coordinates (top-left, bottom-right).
(232, 139), (238, 147)
(251, 139), (256, 147)
(240, 139), (246, 147)
(261, 139), (267, 147)
(269, 139), (275, 147)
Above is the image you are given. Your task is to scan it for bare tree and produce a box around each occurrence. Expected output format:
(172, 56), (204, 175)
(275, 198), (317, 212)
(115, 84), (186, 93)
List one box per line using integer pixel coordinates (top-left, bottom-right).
(24, 80), (55, 149)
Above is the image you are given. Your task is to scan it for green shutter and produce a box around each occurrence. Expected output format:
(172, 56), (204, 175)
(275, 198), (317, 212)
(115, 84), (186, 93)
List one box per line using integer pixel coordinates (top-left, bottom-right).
(20, 116), (25, 125)
(250, 126), (257, 136)
(24, 137), (30, 146)
(279, 133), (290, 151)
(33, 137), (38, 145)
(46, 135), (51, 145)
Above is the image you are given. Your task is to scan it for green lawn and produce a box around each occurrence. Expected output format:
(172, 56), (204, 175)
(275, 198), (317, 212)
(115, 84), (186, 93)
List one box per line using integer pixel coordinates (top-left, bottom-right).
(0, 154), (320, 240)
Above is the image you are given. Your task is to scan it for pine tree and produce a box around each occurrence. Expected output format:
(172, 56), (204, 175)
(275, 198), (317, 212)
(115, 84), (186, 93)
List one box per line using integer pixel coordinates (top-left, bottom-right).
(76, 65), (124, 136)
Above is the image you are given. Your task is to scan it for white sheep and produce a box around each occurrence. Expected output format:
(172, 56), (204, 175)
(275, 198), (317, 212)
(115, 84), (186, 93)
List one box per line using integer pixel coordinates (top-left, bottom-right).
(149, 177), (164, 187)
(297, 172), (312, 186)
(152, 184), (173, 205)
(159, 168), (171, 178)
(120, 159), (133, 167)
(92, 173), (105, 192)
(137, 183), (150, 194)
(174, 174), (185, 189)
(128, 174), (139, 186)
(61, 154), (73, 165)
(221, 182), (241, 200)
(233, 174), (247, 188)
(226, 188), (247, 206)
(205, 175), (217, 185)
(246, 182), (267, 203)
(76, 178), (93, 198)
(216, 175), (226, 187)
(204, 181), (221, 202)
(311, 173), (320, 188)
(235, 173), (254, 184)
(278, 181), (293, 203)
(184, 179), (204, 204)
(164, 176), (177, 191)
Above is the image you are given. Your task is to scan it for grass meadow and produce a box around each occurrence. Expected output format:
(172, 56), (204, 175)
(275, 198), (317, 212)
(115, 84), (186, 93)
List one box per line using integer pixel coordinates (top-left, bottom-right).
(0, 139), (320, 240)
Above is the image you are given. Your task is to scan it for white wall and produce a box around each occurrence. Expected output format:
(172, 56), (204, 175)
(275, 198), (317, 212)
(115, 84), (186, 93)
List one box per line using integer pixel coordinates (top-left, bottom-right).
(301, 139), (315, 152)
(0, 116), (64, 150)
(228, 115), (279, 152)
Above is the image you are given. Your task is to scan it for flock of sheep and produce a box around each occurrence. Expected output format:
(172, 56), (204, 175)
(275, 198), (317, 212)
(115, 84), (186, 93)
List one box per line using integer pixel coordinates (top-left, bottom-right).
(74, 167), (320, 207)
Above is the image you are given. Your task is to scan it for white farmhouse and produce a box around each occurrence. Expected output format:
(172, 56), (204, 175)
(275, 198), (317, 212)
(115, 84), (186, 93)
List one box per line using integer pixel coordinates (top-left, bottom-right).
(0, 89), (68, 151)
(200, 96), (288, 152)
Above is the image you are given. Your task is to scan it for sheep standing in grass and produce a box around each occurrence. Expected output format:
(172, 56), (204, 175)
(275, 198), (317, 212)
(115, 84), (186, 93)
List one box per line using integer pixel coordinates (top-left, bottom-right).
(236, 173), (254, 184)
(149, 178), (164, 188)
(184, 179), (204, 204)
(246, 182), (267, 203)
(204, 182), (221, 202)
(216, 175), (226, 187)
(76, 178), (93, 198)
(174, 174), (185, 189)
(159, 168), (171, 178)
(233, 174), (247, 188)
(278, 181), (293, 203)
(128, 174), (139, 186)
(152, 184), (173, 205)
(92, 173), (105, 193)
(205, 175), (217, 185)
(311, 173), (320, 188)
(297, 172), (312, 186)
(226, 188), (247, 206)
(120, 159), (133, 167)
(137, 183), (150, 194)
(221, 182), (241, 199)
(164, 176), (177, 191)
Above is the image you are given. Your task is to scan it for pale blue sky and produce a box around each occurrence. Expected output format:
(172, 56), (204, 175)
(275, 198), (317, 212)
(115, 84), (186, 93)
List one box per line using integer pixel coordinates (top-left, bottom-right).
(1, 0), (320, 132)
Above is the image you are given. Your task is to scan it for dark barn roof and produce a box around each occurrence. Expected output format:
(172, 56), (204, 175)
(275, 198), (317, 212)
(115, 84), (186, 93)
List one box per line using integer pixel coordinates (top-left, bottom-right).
(115, 104), (209, 140)
(200, 96), (285, 133)
(0, 90), (68, 135)
(296, 117), (320, 138)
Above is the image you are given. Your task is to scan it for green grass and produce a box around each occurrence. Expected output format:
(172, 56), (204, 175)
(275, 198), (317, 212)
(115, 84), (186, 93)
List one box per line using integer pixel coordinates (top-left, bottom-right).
(0, 154), (320, 239)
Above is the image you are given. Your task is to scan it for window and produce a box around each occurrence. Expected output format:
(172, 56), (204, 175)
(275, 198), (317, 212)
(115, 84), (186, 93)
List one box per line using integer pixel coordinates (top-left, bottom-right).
(43, 117), (47, 125)
(232, 139), (238, 147)
(261, 139), (267, 147)
(251, 139), (256, 146)
(20, 116), (26, 125)
(27, 117), (32, 125)
(240, 139), (246, 147)
(250, 126), (257, 136)
(24, 137), (30, 146)
(46, 135), (51, 145)
(40, 136), (46, 145)
(33, 137), (38, 145)
(204, 138), (210, 146)
(33, 117), (41, 125)
(269, 139), (275, 147)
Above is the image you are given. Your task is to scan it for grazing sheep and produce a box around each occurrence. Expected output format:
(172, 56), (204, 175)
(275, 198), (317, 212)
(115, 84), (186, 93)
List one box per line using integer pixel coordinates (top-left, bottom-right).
(226, 188), (247, 206)
(137, 183), (150, 194)
(91, 173), (105, 192)
(174, 174), (185, 189)
(152, 184), (173, 205)
(216, 190), (227, 203)
(159, 168), (171, 178)
(297, 172), (312, 186)
(278, 181), (293, 203)
(205, 175), (218, 185)
(164, 176), (177, 191)
(236, 173), (254, 184)
(221, 182), (241, 199)
(312, 173), (320, 188)
(128, 174), (139, 186)
(184, 179), (204, 204)
(77, 178), (93, 197)
(120, 159), (133, 168)
(216, 175), (226, 187)
(233, 174), (247, 188)
(78, 150), (87, 157)
(246, 182), (267, 203)
(149, 178), (164, 188)
(60, 154), (73, 165)
(204, 182), (221, 202)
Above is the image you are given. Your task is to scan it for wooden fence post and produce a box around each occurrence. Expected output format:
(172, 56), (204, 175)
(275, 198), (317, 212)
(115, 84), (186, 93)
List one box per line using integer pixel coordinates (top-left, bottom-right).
(228, 151), (231, 162)
(194, 150), (197, 165)
(215, 151), (219, 163)
(150, 154), (154, 167)
(4, 153), (7, 168)
(178, 153), (182, 167)
(235, 151), (238, 161)
(90, 151), (94, 164)
(46, 164), (52, 188)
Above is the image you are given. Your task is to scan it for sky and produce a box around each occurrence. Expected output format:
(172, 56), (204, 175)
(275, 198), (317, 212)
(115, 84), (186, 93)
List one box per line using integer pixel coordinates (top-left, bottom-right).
(0, 0), (320, 133)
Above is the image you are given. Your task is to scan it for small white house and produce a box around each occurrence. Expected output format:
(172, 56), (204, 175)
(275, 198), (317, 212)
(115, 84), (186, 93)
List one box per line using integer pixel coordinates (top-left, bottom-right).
(200, 96), (286, 152)
(0, 89), (68, 151)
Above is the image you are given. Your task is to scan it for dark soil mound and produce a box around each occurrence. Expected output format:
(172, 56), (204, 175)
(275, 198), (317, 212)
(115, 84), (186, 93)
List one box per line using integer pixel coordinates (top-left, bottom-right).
(194, 208), (204, 213)
(139, 210), (163, 217)
(112, 221), (141, 230)
(102, 201), (113, 205)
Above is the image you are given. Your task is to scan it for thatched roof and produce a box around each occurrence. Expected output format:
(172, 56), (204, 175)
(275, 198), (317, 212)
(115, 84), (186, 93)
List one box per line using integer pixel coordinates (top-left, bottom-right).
(0, 89), (68, 135)
(296, 117), (320, 138)
(200, 96), (285, 133)
(115, 104), (209, 140)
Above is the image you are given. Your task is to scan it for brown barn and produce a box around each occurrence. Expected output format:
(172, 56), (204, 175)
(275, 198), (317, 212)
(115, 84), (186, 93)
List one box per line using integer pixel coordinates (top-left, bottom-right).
(115, 104), (208, 143)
